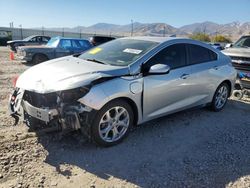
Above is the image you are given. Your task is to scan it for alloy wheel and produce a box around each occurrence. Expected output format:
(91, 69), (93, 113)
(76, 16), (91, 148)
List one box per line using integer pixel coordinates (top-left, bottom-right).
(215, 85), (228, 109)
(98, 106), (130, 143)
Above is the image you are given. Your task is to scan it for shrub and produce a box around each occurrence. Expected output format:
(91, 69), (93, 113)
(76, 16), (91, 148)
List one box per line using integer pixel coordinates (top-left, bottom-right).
(212, 35), (232, 43)
(190, 33), (211, 42)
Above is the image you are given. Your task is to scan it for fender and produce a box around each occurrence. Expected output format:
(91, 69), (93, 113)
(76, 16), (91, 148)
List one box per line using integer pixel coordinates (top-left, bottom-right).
(78, 76), (144, 124)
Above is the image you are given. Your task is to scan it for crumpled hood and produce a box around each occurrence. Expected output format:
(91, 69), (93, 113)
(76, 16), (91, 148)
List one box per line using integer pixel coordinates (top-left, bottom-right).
(16, 56), (129, 93)
(7, 40), (23, 44)
(222, 47), (250, 57)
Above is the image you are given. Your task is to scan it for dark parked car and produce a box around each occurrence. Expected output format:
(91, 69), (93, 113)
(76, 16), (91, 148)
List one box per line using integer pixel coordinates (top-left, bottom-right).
(209, 43), (224, 51)
(17, 37), (93, 64)
(89, 36), (115, 46)
(7, 35), (51, 52)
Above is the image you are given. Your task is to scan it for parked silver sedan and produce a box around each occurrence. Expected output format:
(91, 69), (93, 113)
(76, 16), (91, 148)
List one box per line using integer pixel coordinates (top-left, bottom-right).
(9, 37), (237, 146)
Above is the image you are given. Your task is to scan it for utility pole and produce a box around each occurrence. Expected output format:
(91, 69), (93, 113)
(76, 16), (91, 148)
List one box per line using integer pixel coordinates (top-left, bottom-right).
(9, 22), (14, 28)
(203, 24), (206, 35)
(62, 28), (64, 37)
(163, 25), (166, 37)
(42, 26), (44, 36)
(19, 24), (23, 39)
(215, 29), (218, 41)
(131, 19), (134, 36)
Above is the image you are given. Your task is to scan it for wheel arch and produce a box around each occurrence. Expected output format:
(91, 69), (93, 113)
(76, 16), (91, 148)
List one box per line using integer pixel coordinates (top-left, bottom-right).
(92, 97), (139, 126)
(78, 77), (143, 125)
(220, 79), (233, 95)
(32, 53), (49, 61)
(112, 97), (139, 126)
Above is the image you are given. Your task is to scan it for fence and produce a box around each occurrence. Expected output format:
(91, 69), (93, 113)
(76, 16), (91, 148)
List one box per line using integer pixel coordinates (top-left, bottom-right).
(0, 26), (121, 41)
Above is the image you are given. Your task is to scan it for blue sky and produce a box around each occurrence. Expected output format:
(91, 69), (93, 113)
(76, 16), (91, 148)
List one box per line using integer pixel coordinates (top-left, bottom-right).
(0, 0), (249, 28)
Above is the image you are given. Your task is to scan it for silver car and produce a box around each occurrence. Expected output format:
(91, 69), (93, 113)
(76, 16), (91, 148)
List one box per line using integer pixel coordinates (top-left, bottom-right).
(9, 37), (237, 146)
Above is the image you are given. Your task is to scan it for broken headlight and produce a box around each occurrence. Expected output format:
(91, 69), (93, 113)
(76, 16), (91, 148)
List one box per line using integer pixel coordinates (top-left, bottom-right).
(59, 86), (90, 103)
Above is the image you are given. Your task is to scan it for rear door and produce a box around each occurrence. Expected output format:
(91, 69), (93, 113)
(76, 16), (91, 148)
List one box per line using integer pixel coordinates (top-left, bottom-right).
(143, 44), (193, 120)
(185, 43), (220, 105)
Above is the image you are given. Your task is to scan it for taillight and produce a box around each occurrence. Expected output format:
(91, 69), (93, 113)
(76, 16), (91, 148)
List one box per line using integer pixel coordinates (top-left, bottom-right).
(12, 76), (19, 87)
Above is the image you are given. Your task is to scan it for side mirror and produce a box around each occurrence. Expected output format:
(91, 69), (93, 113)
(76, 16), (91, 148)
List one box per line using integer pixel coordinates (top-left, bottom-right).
(148, 64), (170, 75)
(225, 43), (233, 48)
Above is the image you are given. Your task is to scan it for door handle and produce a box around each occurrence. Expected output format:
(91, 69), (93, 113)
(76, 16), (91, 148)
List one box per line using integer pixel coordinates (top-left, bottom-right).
(213, 66), (219, 70)
(180, 74), (189, 79)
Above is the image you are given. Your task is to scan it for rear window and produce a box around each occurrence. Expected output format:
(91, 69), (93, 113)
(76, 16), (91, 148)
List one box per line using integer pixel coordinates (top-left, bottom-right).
(78, 40), (91, 49)
(42, 37), (50, 42)
(188, 44), (217, 65)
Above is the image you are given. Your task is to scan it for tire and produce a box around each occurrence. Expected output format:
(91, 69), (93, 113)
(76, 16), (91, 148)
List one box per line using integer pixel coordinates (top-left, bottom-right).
(91, 100), (134, 147)
(10, 44), (16, 52)
(210, 83), (230, 112)
(32, 54), (48, 64)
(232, 90), (243, 100)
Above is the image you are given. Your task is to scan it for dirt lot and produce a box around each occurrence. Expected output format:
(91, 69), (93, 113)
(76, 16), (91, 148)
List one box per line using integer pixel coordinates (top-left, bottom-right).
(0, 46), (250, 188)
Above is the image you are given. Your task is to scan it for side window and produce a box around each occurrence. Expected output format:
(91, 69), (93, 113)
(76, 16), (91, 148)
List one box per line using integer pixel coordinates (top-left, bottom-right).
(145, 44), (186, 71)
(78, 40), (91, 49)
(243, 38), (250, 47)
(42, 37), (49, 42)
(30, 37), (37, 42)
(37, 37), (43, 42)
(188, 44), (217, 65)
(72, 40), (81, 49)
(59, 39), (72, 49)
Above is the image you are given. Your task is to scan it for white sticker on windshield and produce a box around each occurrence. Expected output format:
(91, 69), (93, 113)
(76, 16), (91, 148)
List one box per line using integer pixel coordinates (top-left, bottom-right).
(123, 48), (142, 54)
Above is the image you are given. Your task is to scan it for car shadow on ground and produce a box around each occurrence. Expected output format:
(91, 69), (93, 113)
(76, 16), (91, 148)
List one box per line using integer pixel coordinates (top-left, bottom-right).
(37, 100), (250, 187)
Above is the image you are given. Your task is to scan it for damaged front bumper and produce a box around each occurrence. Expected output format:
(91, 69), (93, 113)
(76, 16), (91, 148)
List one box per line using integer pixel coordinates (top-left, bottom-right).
(9, 88), (93, 134)
(22, 100), (58, 122)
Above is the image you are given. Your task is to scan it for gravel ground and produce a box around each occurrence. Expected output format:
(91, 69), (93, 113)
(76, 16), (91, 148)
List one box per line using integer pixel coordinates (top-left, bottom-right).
(0, 46), (250, 188)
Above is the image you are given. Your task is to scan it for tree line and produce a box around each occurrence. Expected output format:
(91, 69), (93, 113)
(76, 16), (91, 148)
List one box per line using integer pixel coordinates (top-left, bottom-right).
(190, 33), (232, 43)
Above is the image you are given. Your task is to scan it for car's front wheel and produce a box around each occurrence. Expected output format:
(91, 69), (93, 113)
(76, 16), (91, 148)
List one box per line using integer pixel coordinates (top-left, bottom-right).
(210, 83), (230, 111)
(91, 100), (134, 147)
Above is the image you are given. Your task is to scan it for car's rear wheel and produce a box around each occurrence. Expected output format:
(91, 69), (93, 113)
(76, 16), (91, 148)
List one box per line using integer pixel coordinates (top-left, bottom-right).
(210, 83), (230, 111)
(32, 54), (48, 64)
(91, 100), (134, 147)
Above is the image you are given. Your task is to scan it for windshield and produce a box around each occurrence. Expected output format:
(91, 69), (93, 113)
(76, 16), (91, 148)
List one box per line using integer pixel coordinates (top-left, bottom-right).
(79, 38), (159, 66)
(46, 38), (60, 47)
(234, 36), (250, 48)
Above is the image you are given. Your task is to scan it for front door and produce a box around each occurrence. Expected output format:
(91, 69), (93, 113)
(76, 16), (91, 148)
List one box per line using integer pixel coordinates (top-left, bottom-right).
(143, 43), (193, 120)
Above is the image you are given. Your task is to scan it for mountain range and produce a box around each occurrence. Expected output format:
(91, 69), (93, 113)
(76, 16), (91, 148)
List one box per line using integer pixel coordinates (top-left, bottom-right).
(45, 21), (250, 40)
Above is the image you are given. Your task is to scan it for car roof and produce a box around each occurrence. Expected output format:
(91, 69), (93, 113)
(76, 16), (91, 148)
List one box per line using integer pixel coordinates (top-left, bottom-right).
(28, 35), (50, 38)
(91, 36), (115, 39)
(123, 36), (218, 50)
(51, 36), (89, 41)
(123, 36), (187, 43)
(241, 35), (250, 38)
